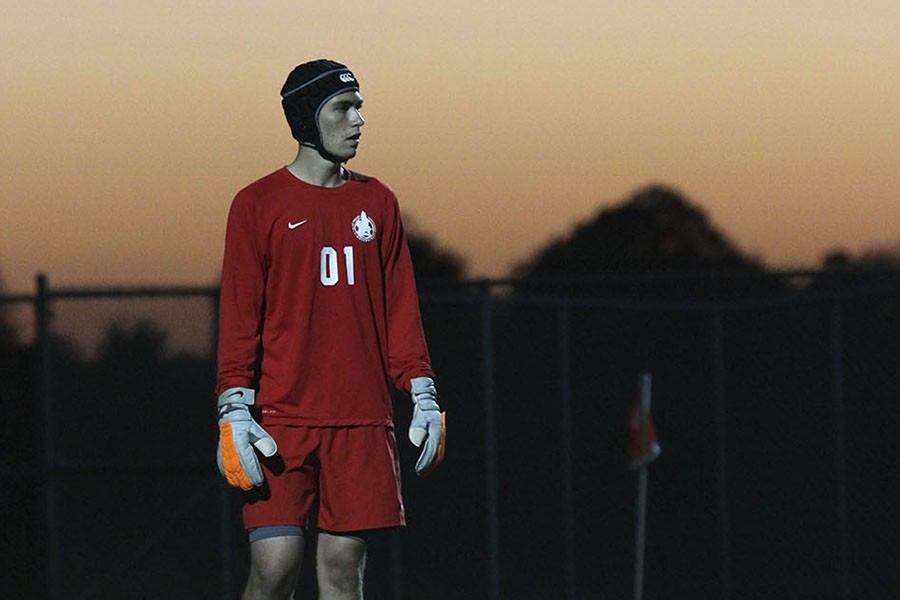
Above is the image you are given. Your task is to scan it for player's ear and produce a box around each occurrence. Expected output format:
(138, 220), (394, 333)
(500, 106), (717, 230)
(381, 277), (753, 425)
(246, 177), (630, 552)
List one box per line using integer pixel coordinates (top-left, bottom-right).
(282, 99), (309, 141)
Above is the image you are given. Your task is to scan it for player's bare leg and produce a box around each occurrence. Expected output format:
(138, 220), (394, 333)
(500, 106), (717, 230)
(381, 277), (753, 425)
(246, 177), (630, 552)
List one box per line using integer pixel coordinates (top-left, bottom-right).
(243, 535), (304, 600)
(316, 531), (367, 600)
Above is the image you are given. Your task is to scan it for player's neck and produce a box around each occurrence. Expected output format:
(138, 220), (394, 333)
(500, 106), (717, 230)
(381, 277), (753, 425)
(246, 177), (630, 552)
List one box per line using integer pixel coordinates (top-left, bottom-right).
(286, 147), (347, 188)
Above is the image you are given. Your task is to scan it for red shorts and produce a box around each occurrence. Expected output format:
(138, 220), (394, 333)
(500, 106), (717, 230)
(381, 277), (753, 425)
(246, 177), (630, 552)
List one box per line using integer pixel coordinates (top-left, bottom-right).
(242, 425), (406, 533)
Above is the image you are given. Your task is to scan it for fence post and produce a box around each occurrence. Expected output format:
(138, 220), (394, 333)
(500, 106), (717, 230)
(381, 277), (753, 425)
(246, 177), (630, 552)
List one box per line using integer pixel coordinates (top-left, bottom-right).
(481, 288), (501, 600)
(632, 372), (654, 600)
(558, 303), (577, 599)
(210, 289), (237, 598)
(711, 309), (731, 600)
(35, 273), (60, 600)
(830, 301), (850, 598)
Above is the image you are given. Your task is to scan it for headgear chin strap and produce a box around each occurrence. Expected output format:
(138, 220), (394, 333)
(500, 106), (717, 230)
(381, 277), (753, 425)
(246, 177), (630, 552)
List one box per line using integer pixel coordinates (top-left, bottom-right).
(281, 59), (360, 163)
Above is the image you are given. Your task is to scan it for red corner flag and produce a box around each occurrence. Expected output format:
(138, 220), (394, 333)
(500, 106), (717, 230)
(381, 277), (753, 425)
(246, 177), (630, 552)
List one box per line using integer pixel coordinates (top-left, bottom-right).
(627, 373), (661, 470)
(630, 373), (660, 600)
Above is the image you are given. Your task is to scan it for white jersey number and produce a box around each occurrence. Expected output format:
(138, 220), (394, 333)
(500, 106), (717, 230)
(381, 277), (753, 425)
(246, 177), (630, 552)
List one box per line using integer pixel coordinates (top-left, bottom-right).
(320, 246), (355, 286)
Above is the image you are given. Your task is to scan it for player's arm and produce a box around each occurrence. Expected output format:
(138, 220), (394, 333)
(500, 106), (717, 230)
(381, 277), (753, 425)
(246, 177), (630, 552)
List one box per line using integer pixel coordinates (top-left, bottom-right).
(381, 195), (445, 476)
(216, 193), (266, 392)
(215, 193), (277, 489)
(380, 194), (434, 383)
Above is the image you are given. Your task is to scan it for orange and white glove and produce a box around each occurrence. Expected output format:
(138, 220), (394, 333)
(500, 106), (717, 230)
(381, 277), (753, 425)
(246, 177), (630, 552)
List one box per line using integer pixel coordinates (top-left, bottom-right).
(408, 377), (446, 476)
(216, 387), (277, 490)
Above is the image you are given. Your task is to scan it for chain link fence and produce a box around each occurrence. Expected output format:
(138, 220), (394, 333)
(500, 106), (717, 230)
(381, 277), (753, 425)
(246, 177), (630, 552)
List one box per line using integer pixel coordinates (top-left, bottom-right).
(1, 269), (898, 599)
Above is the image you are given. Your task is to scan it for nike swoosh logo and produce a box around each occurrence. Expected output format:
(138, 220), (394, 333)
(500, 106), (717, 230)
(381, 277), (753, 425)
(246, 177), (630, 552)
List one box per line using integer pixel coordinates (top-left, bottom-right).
(288, 220), (308, 229)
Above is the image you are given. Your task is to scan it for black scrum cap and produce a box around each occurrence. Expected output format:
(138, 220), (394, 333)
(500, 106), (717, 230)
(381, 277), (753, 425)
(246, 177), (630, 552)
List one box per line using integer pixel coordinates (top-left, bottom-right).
(280, 59), (360, 152)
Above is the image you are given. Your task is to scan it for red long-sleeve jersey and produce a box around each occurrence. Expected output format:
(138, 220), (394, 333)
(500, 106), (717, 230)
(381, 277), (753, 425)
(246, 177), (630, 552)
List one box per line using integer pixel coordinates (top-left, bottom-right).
(216, 167), (434, 427)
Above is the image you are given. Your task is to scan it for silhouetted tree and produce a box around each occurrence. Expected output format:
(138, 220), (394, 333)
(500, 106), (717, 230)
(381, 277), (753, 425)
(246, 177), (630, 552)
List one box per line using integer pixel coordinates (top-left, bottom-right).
(0, 263), (35, 466)
(822, 248), (853, 269)
(516, 185), (759, 276)
(406, 227), (466, 282)
(96, 317), (168, 370)
(68, 317), (214, 464)
(0, 268), (20, 351)
(512, 185), (769, 300)
(0, 266), (41, 597)
(817, 243), (900, 291)
(822, 242), (900, 270)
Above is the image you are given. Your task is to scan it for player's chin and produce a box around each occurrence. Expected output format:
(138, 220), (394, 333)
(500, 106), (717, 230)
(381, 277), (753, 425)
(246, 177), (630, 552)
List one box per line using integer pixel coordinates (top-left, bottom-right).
(325, 142), (359, 163)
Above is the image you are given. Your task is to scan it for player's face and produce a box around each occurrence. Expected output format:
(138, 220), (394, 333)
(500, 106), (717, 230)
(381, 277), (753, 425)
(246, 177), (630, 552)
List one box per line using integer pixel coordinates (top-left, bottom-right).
(318, 91), (365, 161)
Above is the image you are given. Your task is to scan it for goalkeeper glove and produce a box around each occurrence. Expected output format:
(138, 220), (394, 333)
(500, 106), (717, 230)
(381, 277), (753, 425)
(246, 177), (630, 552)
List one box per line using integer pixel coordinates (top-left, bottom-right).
(408, 376), (446, 476)
(216, 387), (277, 490)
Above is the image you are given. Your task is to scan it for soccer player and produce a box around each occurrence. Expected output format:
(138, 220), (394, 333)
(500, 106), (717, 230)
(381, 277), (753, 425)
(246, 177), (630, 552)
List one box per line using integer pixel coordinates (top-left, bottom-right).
(215, 59), (446, 600)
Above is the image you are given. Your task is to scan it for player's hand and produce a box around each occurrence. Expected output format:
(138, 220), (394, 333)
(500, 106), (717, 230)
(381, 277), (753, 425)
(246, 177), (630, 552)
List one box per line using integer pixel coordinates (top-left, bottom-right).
(216, 387), (277, 490)
(408, 377), (446, 476)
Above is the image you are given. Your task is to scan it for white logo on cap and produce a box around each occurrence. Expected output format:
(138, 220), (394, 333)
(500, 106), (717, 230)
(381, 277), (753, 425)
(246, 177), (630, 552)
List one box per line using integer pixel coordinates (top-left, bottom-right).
(339, 73), (356, 83)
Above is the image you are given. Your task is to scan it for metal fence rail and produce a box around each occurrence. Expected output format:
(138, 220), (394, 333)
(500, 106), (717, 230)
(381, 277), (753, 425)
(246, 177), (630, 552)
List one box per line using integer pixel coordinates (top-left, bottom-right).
(1, 269), (898, 599)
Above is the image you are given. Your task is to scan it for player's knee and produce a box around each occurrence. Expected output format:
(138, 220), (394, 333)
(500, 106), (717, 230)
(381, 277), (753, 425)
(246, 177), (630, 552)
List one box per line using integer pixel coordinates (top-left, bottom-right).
(318, 550), (364, 582)
(317, 543), (366, 593)
(246, 558), (299, 599)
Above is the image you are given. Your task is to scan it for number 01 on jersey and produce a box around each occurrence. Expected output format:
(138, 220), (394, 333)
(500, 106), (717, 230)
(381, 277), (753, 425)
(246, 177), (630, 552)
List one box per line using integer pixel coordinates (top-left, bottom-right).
(320, 246), (355, 286)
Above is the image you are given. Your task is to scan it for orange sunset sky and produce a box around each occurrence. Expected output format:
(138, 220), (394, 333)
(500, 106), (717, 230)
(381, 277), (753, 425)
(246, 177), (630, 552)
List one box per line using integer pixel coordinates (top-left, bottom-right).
(2, 1), (898, 295)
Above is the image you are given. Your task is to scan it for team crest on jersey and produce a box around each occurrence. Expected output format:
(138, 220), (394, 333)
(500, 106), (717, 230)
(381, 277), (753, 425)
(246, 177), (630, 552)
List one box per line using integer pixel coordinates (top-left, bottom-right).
(351, 210), (377, 242)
